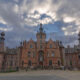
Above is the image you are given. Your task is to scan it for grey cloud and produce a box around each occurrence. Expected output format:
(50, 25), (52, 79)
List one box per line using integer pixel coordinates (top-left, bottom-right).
(0, 3), (23, 29)
(0, 0), (80, 47)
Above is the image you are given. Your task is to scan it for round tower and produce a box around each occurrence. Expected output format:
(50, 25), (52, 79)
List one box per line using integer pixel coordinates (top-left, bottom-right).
(1, 32), (5, 41)
(0, 32), (5, 52)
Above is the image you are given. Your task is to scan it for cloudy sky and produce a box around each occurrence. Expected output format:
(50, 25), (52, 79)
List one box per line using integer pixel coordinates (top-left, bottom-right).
(0, 0), (80, 48)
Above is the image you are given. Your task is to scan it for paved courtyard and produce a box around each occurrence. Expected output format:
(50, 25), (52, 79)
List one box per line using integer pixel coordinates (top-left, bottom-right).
(0, 70), (80, 80)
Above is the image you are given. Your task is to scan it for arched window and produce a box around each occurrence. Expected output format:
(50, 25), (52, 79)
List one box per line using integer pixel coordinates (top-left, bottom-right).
(28, 51), (31, 57)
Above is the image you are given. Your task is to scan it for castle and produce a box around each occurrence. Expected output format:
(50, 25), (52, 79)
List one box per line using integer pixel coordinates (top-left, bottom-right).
(65, 32), (80, 69)
(0, 24), (80, 71)
(19, 24), (65, 69)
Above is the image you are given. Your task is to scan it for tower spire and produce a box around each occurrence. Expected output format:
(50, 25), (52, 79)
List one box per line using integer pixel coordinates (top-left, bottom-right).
(39, 23), (43, 32)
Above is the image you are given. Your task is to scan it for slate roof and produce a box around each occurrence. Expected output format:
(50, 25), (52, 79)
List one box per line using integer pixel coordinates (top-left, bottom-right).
(6, 48), (17, 55)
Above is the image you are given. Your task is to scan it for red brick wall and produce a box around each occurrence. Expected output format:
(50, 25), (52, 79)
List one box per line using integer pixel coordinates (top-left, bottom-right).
(0, 54), (4, 70)
(65, 53), (79, 68)
(20, 39), (63, 68)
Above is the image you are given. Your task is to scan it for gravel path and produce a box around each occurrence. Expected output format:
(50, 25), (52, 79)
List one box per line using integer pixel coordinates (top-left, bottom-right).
(0, 70), (80, 80)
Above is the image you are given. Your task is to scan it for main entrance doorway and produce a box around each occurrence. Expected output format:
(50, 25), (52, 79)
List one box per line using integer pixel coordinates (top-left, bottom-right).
(38, 51), (44, 66)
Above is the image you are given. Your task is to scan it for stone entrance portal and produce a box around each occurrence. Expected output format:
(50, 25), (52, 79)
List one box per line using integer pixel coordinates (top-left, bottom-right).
(38, 51), (44, 66)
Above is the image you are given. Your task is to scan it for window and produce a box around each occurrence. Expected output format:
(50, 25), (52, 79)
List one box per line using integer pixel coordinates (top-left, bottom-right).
(2, 62), (4, 66)
(10, 61), (13, 66)
(11, 56), (13, 59)
(30, 44), (33, 48)
(4, 56), (6, 59)
(15, 62), (16, 66)
(40, 34), (42, 39)
(28, 51), (31, 57)
(28, 60), (32, 66)
(70, 60), (72, 66)
(58, 60), (60, 66)
(0, 45), (2, 48)
(50, 44), (52, 48)
(40, 40), (42, 44)
(78, 54), (80, 64)
(40, 56), (43, 61)
(39, 51), (44, 62)
(49, 60), (52, 66)
(40, 45), (42, 49)
(52, 51), (54, 57)
(22, 61), (24, 66)
(78, 54), (80, 60)
(33, 52), (36, 58)
(47, 52), (49, 57)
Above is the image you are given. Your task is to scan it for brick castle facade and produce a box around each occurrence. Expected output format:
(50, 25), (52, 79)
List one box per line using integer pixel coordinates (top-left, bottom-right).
(0, 24), (80, 71)
(20, 24), (65, 69)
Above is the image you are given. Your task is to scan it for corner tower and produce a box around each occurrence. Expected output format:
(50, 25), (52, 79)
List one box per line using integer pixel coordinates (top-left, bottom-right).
(0, 32), (5, 52)
(78, 31), (80, 46)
